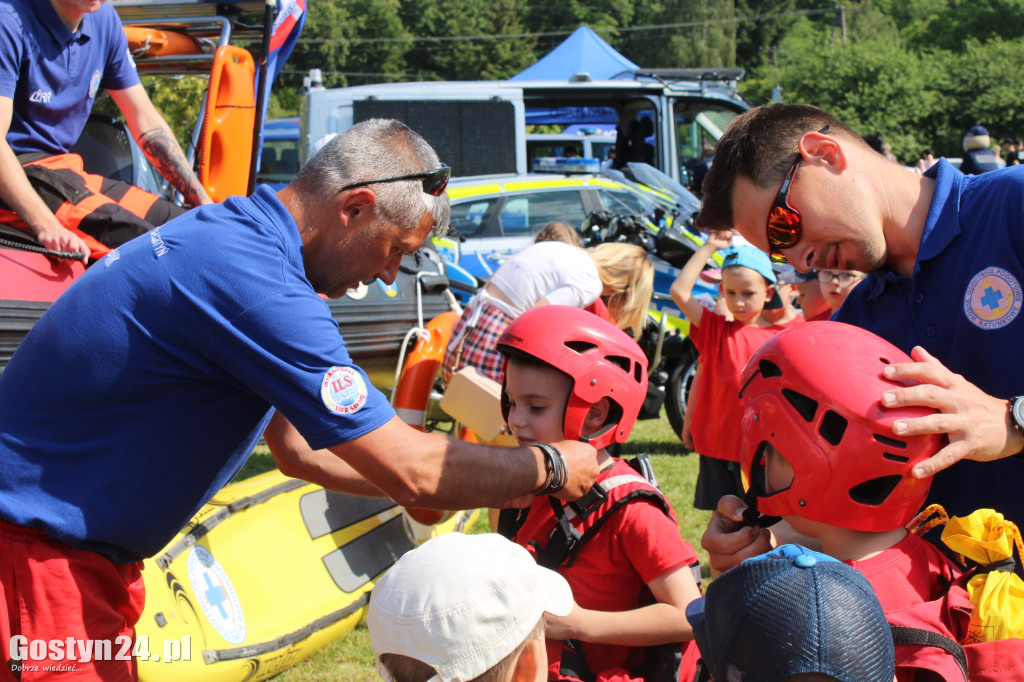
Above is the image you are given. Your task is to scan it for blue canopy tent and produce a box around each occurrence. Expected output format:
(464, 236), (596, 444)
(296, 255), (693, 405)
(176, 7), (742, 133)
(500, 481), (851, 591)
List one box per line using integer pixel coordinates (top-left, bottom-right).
(510, 25), (638, 82)
(513, 26), (639, 127)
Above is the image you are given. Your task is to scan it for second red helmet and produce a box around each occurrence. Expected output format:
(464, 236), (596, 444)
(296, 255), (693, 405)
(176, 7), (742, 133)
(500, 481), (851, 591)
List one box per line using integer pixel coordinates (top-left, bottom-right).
(739, 321), (943, 532)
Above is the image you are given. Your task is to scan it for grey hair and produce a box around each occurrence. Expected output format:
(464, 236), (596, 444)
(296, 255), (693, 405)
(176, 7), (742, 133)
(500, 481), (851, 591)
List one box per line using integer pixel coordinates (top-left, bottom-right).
(292, 118), (450, 235)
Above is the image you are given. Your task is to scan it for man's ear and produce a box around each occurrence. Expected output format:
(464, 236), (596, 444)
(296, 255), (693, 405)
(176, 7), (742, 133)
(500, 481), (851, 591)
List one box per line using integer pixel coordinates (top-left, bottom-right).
(583, 398), (611, 434)
(799, 129), (846, 172)
(511, 638), (546, 682)
(338, 186), (377, 226)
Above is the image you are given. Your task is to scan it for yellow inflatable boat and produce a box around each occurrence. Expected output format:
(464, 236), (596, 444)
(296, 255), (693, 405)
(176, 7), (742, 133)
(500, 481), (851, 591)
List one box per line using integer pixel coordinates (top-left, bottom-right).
(135, 470), (477, 681)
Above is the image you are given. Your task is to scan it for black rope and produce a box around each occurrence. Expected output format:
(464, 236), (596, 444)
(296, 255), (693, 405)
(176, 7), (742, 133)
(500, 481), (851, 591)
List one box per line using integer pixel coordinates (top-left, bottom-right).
(0, 235), (87, 261)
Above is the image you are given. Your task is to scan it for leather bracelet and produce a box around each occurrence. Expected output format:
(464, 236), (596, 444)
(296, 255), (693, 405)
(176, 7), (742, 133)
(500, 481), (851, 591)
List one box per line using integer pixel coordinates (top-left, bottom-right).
(532, 444), (568, 495)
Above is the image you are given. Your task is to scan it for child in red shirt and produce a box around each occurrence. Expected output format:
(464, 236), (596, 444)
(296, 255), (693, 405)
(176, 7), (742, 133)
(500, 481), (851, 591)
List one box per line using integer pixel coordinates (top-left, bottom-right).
(737, 321), (970, 682)
(495, 305), (702, 682)
(670, 234), (795, 510)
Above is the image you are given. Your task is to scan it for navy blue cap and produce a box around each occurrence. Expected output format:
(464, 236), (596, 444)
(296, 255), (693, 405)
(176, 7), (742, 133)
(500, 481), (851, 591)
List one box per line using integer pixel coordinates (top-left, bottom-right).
(773, 264), (817, 285)
(686, 545), (895, 682)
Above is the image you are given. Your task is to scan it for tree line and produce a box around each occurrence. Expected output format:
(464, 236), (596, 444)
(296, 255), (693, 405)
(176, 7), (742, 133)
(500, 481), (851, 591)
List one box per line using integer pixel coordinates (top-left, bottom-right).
(135, 0), (1024, 165)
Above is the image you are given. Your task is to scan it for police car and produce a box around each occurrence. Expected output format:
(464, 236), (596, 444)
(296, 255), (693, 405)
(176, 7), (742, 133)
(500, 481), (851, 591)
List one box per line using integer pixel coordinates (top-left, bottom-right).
(434, 172), (664, 281)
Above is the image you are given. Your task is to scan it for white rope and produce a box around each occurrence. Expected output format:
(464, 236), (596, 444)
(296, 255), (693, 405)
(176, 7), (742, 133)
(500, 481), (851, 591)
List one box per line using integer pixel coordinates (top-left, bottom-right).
(390, 273), (432, 407)
(388, 256), (469, 408)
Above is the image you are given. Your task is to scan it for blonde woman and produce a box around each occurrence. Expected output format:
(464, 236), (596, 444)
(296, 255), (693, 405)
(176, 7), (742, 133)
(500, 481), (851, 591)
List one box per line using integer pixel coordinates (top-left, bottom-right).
(586, 242), (654, 340)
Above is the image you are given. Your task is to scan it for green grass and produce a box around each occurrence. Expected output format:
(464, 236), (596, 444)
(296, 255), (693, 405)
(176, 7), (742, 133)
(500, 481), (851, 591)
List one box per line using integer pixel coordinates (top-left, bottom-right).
(241, 412), (708, 680)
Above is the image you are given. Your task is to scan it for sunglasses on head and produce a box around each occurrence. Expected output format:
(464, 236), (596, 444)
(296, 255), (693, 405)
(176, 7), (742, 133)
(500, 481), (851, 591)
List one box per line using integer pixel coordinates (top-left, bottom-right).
(338, 163), (450, 197)
(765, 125), (831, 264)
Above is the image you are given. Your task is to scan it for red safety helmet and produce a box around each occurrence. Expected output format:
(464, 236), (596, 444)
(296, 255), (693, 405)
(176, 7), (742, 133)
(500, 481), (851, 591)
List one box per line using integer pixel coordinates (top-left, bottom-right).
(739, 321), (943, 532)
(496, 305), (648, 450)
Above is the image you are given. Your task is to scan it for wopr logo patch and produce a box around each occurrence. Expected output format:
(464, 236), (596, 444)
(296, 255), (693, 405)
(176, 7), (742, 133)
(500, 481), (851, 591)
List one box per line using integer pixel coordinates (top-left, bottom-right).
(963, 266), (1022, 330)
(321, 366), (368, 415)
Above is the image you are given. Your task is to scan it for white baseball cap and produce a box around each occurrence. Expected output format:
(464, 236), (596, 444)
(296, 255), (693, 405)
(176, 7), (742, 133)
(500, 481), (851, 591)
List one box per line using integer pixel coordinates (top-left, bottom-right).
(368, 532), (574, 682)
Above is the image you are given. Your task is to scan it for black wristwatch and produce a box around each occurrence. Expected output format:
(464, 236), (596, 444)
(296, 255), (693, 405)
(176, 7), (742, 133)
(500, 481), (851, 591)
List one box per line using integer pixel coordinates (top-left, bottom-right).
(1010, 397), (1024, 459)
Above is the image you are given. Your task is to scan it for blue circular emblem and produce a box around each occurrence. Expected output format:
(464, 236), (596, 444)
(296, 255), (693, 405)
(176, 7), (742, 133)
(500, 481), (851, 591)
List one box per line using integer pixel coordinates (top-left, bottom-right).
(88, 70), (102, 100)
(187, 545), (246, 644)
(321, 366), (368, 415)
(963, 266), (1022, 330)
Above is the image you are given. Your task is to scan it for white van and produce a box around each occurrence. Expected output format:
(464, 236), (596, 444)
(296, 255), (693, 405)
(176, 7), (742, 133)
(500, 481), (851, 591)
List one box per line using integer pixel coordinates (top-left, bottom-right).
(300, 68), (750, 189)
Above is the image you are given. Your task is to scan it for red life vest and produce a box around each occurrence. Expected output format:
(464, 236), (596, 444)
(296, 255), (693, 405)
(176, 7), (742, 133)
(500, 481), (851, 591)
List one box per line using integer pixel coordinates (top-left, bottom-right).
(499, 455), (701, 682)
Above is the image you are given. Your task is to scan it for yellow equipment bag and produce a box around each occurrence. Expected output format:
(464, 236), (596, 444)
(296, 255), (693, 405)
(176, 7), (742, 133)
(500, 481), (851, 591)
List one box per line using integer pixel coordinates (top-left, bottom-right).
(913, 504), (1024, 643)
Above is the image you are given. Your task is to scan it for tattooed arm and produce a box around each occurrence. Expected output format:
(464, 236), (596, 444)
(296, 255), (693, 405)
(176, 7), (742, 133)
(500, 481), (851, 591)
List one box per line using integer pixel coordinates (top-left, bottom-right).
(108, 84), (213, 206)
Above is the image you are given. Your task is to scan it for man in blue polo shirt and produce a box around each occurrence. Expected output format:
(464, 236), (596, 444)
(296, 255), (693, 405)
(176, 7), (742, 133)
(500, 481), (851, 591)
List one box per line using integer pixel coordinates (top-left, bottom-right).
(0, 0), (212, 259)
(0, 119), (600, 680)
(693, 104), (1024, 571)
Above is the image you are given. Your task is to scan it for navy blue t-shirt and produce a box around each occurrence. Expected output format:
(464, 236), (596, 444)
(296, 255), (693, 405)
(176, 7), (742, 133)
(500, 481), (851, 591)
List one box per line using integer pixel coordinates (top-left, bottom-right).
(837, 159), (1024, 523)
(0, 187), (396, 562)
(0, 0), (140, 155)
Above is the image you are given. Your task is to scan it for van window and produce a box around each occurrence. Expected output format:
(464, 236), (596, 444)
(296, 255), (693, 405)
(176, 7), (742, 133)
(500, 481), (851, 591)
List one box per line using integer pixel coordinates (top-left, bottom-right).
(258, 139), (301, 184)
(675, 103), (741, 186)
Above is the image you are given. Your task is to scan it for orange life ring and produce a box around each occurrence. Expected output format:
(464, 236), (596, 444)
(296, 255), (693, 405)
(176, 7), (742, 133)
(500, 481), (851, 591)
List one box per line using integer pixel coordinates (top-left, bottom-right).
(393, 311), (459, 430)
(394, 311), (459, 525)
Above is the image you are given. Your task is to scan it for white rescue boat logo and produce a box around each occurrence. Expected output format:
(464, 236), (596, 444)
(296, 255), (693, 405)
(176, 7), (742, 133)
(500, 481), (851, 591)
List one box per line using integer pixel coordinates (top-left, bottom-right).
(188, 546), (246, 644)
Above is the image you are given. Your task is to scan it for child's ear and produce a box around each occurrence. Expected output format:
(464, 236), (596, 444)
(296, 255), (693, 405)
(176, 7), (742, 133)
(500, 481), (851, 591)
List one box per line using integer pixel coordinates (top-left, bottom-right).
(766, 283), (777, 301)
(584, 398), (611, 433)
(511, 638), (546, 682)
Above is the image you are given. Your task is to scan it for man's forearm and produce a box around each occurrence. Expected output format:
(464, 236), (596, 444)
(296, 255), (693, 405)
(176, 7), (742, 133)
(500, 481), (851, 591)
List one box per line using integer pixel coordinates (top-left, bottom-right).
(137, 126), (210, 206)
(0, 142), (89, 255)
(333, 428), (547, 510)
(327, 417), (600, 510)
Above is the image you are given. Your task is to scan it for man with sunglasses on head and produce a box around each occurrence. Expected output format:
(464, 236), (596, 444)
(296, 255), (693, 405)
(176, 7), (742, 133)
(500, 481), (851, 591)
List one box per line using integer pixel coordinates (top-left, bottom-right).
(0, 118), (599, 680)
(694, 103), (1024, 572)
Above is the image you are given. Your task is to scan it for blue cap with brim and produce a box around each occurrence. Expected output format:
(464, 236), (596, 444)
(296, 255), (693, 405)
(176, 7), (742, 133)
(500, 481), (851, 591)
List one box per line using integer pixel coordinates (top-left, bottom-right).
(686, 544), (896, 682)
(721, 245), (776, 284)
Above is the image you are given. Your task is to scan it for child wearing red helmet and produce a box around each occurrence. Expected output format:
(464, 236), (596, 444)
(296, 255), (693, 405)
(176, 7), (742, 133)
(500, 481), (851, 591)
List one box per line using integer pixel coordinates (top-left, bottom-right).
(737, 321), (970, 682)
(496, 305), (702, 682)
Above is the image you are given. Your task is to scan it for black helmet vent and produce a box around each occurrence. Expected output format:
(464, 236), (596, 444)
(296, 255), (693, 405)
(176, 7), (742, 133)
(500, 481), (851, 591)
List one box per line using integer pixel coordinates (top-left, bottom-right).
(883, 452), (910, 463)
(819, 410), (848, 446)
(605, 354), (631, 375)
(565, 340), (598, 355)
(782, 388), (817, 422)
(759, 359), (783, 378)
(874, 434), (908, 449)
(849, 475), (901, 506)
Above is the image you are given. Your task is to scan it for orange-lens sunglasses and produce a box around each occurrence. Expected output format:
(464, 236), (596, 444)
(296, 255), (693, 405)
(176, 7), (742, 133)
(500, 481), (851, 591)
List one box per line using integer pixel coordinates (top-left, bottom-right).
(766, 159), (802, 264)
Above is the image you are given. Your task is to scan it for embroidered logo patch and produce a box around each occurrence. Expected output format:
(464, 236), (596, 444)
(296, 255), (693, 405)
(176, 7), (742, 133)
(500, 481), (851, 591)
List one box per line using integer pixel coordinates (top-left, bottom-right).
(963, 266), (1022, 330)
(321, 366), (367, 415)
(88, 70), (102, 100)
